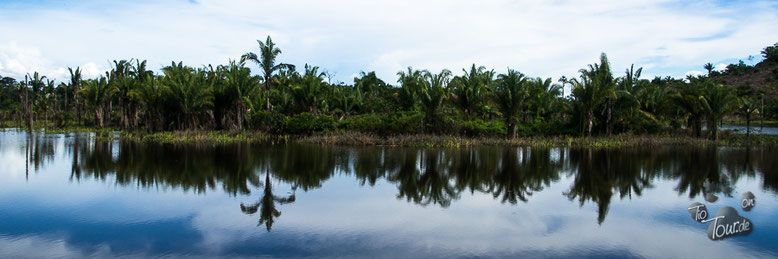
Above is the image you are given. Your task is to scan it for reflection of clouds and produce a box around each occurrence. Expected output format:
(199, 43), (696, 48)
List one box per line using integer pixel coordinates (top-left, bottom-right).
(2, 133), (778, 257)
(0, 148), (25, 181)
(0, 236), (102, 258)
(186, 175), (776, 258)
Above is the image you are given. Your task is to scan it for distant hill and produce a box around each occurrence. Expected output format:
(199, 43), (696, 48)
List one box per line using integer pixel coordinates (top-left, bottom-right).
(713, 59), (778, 97)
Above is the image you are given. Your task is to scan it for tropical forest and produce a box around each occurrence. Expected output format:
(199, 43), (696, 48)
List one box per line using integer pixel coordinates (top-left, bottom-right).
(2, 37), (778, 146)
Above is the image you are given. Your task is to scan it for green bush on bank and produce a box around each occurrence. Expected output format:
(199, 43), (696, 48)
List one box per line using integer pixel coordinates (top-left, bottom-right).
(459, 119), (506, 137)
(341, 114), (387, 133)
(250, 111), (287, 133)
(285, 112), (336, 134)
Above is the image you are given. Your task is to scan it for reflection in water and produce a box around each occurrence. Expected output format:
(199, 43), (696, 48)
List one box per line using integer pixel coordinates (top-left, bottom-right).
(17, 133), (778, 229)
(240, 168), (296, 232)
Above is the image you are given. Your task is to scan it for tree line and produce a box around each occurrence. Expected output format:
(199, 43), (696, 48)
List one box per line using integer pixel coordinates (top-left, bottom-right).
(1, 37), (776, 140)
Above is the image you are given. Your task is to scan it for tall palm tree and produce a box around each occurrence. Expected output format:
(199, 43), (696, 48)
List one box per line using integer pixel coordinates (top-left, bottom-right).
(450, 64), (494, 119)
(289, 64), (328, 115)
(241, 36), (294, 112)
(109, 59), (138, 129)
(527, 77), (562, 122)
(571, 53), (617, 136)
(670, 76), (708, 137)
(738, 97), (760, 139)
(68, 67), (83, 123)
(23, 72), (47, 130)
(702, 83), (738, 140)
(135, 76), (165, 131)
(418, 69), (452, 132)
(221, 60), (259, 130)
(396, 67), (423, 111)
(80, 76), (116, 128)
(703, 62), (715, 76)
(162, 62), (214, 129)
(494, 69), (529, 139)
(332, 84), (363, 120)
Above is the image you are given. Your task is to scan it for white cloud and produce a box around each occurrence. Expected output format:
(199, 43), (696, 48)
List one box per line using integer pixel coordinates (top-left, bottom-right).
(0, 0), (776, 84)
(0, 42), (107, 82)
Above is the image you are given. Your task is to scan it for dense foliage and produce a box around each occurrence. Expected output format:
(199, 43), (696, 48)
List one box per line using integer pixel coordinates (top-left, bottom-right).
(1, 38), (776, 140)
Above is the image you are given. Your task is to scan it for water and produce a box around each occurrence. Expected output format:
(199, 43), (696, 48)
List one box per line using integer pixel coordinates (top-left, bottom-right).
(1, 130), (777, 258)
(719, 125), (778, 136)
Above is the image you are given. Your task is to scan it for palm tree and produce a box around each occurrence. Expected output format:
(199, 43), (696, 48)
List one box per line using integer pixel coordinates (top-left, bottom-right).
(241, 36), (294, 112)
(418, 69), (452, 132)
(354, 71), (387, 113)
(161, 62), (214, 129)
(571, 53), (617, 136)
(527, 77), (562, 122)
(23, 72), (47, 130)
(703, 62), (715, 76)
(739, 97), (760, 139)
(450, 64), (494, 119)
(396, 67), (423, 111)
(494, 69), (529, 139)
(220, 60), (259, 130)
(80, 76), (116, 128)
(135, 76), (165, 131)
(331, 84), (363, 120)
(289, 64), (328, 115)
(670, 77), (708, 137)
(68, 67), (83, 123)
(109, 59), (138, 129)
(702, 83), (738, 140)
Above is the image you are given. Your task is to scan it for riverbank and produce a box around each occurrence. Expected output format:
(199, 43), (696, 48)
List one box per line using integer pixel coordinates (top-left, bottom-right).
(4, 126), (778, 148)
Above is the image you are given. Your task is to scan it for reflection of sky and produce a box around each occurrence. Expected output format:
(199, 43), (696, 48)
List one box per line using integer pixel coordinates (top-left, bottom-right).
(1, 134), (777, 258)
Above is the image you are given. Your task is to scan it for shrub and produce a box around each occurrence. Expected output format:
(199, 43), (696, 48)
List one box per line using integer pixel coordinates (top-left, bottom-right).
(286, 112), (336, 134)
(250, 111), (287, 133)
(459, 119), (506, 137)
(341, 114), (387, 133)
(387, 111), (423, 134)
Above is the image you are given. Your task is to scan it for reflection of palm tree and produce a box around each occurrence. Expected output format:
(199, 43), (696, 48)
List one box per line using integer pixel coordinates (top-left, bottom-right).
(388, 150), (458, 207)
(416, 151), (458, 207)
(492, 148), (561, 204)
(565, 148), (657, 224)
(240, 169), (295, 232)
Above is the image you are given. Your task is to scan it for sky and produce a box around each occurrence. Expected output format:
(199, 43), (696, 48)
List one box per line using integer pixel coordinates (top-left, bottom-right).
(0, 0), (776, 86)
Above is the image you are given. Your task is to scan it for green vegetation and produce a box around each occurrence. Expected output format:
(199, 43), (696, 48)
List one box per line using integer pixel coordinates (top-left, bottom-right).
(1, 38), (778, 146)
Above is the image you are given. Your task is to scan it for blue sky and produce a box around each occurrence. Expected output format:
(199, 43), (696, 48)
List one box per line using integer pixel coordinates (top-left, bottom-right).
(0, 0), (776, 85)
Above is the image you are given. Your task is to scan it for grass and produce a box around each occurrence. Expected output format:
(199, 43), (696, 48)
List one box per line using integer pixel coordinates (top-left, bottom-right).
(299, 131), (778, 148)
(120, 130), (291, 145)
(4, 122), (777, 147)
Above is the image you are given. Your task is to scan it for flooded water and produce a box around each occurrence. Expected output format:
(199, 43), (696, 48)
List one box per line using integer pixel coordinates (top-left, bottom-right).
(1, 130), (777, 258)
(719, 124), (778, 136)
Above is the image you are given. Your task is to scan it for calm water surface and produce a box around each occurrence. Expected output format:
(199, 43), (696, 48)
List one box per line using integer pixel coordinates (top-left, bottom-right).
(1, 130), (777, 258)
